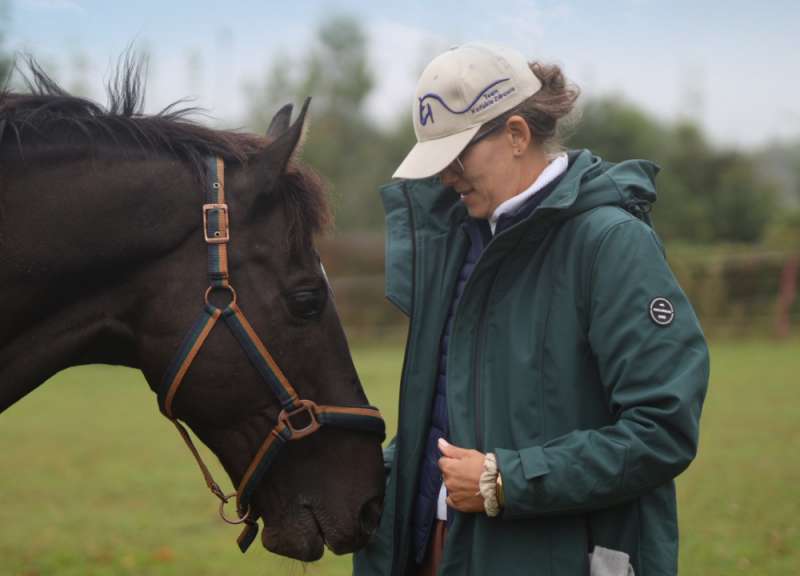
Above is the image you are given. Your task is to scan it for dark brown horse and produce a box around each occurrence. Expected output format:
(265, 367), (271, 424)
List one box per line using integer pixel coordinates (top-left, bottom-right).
(0, 61), (384, 561)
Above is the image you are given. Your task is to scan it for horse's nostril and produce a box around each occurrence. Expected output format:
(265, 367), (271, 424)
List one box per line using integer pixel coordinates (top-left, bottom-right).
(359, 495), (383, 536)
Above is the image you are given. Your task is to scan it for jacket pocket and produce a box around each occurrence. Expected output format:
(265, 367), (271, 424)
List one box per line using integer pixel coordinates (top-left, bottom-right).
(588, 546), (635, 576)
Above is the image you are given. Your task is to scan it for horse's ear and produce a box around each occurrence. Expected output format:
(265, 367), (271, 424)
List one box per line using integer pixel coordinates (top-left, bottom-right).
(255, 97), (310, 189)
(266, 103), (293, 140)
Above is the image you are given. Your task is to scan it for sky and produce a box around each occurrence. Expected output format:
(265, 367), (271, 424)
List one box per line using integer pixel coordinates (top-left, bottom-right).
(6, 0), (800, 149)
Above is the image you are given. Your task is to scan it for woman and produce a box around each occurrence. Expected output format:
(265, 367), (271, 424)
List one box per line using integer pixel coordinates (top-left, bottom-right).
(354, 43), (709, 576)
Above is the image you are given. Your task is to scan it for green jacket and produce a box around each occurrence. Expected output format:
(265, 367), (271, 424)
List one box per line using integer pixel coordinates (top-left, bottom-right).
(354, 150), (709, 576)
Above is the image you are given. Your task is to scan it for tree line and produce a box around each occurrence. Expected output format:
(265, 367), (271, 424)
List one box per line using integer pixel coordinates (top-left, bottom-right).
(244, 15), (800, 247)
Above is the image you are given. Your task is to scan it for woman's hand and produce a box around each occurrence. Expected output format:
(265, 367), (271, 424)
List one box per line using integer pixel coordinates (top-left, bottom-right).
(438, 438), (485, 513)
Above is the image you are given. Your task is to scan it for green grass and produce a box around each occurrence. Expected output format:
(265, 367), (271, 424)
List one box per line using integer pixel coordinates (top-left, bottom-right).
(1, 339), (797, 575)
(676, 339), (800, 575)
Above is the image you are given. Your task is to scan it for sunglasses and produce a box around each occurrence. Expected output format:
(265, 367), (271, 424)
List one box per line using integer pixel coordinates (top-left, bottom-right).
(444, 122), (504, 175)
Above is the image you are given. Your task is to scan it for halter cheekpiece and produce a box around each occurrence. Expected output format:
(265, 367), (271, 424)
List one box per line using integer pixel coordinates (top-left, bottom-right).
(157, 157), (386, 552)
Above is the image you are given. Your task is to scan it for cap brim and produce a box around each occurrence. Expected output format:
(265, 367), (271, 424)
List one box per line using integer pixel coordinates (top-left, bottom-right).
(392, 125), (481, 179)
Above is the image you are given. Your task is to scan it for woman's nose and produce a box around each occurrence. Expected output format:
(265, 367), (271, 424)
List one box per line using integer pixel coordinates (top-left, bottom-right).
(439, 165), (460, 188)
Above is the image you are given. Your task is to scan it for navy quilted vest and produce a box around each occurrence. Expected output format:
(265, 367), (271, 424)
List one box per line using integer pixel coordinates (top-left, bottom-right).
(410, 217), (490, 563)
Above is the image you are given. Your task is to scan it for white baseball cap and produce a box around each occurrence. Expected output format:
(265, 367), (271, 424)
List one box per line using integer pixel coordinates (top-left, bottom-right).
(393, 43), (542, 179)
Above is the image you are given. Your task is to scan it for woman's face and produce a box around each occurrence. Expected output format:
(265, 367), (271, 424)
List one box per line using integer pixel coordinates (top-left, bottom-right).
(439, 123), (519, 220)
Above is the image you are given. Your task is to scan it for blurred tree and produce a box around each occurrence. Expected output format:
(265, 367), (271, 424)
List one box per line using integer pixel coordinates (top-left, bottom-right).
(659, 121), (717, 242)
(570, 97), (777, 244)
(244, 14), (412, 231)
(667, 123), (777, 243)
(571, 98), (705, 241)
(0, 0), (12, 83)
(569, 96), (670, 162)
(709, 152), (777, 243)
(755, 139), (800, 210)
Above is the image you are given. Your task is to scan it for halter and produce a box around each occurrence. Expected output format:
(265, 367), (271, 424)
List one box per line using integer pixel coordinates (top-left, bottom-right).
(157, 157), (386, 552)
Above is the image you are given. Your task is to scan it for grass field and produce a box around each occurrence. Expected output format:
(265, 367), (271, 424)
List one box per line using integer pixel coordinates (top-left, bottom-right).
(1, 338), (798, 575)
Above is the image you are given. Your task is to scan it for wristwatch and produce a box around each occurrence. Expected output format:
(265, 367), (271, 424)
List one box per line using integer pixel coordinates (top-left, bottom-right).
(496, 471), (505, 508)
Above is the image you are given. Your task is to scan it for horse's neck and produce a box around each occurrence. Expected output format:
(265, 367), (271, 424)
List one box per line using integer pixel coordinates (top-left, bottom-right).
(0, 155), (200, 411)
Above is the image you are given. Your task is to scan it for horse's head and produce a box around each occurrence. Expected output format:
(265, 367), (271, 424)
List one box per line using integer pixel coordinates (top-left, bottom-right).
(140, 101), (385, 561)
(0, 61), (384, 562)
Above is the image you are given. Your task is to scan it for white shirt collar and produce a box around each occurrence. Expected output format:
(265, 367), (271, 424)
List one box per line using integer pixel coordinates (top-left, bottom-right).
(489, 152), (569, 234)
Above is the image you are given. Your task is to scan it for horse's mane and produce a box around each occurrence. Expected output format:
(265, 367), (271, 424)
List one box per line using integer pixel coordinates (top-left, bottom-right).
(0, 56), (331, 242)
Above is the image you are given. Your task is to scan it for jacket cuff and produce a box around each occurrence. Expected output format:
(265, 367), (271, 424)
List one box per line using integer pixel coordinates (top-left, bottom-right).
(495, 446), (550, 518)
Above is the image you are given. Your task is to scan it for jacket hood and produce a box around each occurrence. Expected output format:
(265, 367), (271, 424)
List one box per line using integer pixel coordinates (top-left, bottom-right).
(541, 149), (660, 225)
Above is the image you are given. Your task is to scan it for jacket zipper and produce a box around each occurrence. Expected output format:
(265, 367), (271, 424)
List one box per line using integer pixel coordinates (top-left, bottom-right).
(391, 182), (416, 576)
(471, 278), (494, 452)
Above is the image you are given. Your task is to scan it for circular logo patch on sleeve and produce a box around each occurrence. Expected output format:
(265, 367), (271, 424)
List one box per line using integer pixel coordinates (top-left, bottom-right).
(649, 297), (675, 326)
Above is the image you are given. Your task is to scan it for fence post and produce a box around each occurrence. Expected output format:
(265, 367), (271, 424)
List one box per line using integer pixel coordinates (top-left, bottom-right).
(775, 255), (799, 339)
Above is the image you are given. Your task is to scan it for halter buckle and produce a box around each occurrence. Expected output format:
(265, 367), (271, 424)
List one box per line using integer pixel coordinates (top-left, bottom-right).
(203, 203), (230, 244)
(279, 399), (320, 440)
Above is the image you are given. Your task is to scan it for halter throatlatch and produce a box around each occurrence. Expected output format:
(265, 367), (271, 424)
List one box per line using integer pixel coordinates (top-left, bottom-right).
(158, 157), (386, 552)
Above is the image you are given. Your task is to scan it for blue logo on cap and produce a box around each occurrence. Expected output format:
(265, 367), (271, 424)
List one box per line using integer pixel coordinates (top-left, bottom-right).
(419, 100), (434, 126)
(418, 78), (512, 126)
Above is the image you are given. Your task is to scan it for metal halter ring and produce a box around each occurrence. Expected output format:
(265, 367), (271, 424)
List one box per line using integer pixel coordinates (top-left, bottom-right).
(219, 493), (251, 525)
(204, 284), (237, 309)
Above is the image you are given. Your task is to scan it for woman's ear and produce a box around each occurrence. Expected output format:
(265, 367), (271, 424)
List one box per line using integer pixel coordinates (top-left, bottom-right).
(506, 115), (532, 155)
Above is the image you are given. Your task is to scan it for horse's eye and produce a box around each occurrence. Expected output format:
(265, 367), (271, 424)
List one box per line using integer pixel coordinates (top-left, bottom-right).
(286, 288), (327, 319)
